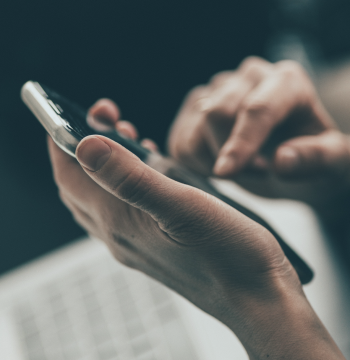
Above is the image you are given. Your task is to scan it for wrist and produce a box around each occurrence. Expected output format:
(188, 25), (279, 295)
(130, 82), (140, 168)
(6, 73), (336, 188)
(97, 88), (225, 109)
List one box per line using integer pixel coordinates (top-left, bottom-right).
(224, 277), (344, 359)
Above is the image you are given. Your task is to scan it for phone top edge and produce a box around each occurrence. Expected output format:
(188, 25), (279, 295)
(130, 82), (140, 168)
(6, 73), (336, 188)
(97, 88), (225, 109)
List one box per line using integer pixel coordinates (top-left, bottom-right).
(21, 81), (79, 157)
(21, 81), (152, 161)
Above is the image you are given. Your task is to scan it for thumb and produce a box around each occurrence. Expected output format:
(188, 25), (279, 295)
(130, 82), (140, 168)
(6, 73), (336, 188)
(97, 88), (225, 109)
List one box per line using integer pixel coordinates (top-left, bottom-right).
(75, 135), (219, 233)
(274, 130), (350, 178)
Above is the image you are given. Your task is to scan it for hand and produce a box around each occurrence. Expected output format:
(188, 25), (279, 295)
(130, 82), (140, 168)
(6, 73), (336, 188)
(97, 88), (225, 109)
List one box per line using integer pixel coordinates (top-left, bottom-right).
(47, 99), (344, 359)
(167, 57), (350, 212)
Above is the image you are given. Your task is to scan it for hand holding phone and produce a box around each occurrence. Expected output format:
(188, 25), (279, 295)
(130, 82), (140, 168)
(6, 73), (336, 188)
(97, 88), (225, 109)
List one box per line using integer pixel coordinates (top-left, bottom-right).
(21, 81), (313, 284)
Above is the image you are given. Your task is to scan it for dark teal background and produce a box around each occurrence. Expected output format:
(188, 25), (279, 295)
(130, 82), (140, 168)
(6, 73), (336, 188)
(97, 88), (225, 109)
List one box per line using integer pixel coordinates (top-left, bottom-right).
(0, 0), (349, 274)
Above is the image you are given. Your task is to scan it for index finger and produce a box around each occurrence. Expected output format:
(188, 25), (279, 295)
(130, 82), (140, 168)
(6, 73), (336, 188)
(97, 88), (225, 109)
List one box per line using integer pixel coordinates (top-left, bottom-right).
(213, 62), (322, 176)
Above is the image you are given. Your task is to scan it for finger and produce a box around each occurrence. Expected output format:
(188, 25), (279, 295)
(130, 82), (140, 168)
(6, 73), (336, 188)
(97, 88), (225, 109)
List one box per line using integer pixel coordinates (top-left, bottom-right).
(203, 59), (273, 155)
(168, 86), (217, 175)
(140, 138), (159, 152)
(75, 135), (246, 243)
(116, 121), (139, 140)
(203, 74), (258, 156)
(208, 57), (271, 90)
(202, 78), (260, 156)
(87, 98), (121, 132)
(274, 130), (350, 178)
(208, 70), (235, 88)
(207, 74), (250, 116)
(213, 62), (317, 176)
(75, 135), (185, 216)
(207, 58), (272, 117)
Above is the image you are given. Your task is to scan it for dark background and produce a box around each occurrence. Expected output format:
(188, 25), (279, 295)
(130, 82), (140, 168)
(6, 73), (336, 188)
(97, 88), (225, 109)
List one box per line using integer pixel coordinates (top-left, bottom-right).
(0, 0), (349, 274)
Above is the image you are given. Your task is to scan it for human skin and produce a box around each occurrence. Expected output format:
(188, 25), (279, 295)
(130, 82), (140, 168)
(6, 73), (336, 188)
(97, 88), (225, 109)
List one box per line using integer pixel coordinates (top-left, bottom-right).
(47, 100), (344, 359)
(167, 57), (350, 226)
(317, 58), (350, 134)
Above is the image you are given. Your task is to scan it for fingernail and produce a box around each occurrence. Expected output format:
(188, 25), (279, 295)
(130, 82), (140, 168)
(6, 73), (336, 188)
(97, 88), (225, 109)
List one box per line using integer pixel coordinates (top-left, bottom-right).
(140, 138), (158, 152)
(277, 147), (300, 172)
(76, 137), (111, 171)
(213, 156), (236, 176)
(116, 127), (132, 139)
(116, 121), (135, 139)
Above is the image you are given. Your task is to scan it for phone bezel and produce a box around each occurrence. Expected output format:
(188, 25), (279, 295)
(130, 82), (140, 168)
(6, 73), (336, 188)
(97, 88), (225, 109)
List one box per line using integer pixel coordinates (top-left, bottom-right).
(21, 81), (80, 157)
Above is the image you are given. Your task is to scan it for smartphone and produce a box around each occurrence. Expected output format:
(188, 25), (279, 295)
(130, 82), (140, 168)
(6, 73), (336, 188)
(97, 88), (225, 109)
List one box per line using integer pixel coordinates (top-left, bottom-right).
(21, 81), (314, 284)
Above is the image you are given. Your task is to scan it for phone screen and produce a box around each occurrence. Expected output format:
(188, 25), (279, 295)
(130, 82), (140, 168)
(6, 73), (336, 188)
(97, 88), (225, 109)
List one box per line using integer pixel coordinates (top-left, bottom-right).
(37, 83), (150, 160)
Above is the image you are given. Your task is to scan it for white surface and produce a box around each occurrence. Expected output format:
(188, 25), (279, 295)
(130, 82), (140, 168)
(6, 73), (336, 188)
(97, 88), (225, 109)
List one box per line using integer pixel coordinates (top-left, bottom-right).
(0, 309), (24, 360)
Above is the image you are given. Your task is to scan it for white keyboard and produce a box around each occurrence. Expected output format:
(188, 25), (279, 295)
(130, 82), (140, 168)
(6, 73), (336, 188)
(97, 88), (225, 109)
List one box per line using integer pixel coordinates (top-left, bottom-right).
(13, 255), (199, 360)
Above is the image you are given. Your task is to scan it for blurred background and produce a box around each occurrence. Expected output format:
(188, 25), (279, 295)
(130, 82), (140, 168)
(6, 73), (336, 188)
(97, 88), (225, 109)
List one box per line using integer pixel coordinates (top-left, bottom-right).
(1, 0), (350, 274)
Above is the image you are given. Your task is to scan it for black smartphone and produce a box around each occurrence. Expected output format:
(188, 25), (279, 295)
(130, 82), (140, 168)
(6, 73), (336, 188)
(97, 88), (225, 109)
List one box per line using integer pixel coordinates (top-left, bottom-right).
(21, 81), (314, 284)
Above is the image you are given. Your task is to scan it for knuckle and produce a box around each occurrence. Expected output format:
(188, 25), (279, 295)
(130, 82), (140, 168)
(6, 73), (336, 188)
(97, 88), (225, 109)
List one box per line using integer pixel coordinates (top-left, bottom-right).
(241, 56), (265, 68)
(276, 60), (306, 78)
(239, 56), (271, 81)
(186, 85), (208, 104)
(205, 106), (224, 120)
(205, 88), (241, 118)
(240, 56), (267, 72)
(111, 166), (152, 207)
(209, 70), (234, 86)
(242, 99), (274, 122)
(159, 190), (204, 236)
(216, 87), (241, 104)
(206, 101), (236, 119)
(276, 61), (316, 101)
(225, 88), (240, 100)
